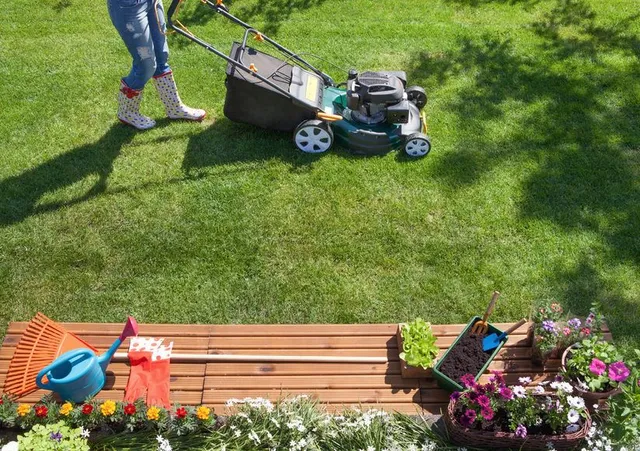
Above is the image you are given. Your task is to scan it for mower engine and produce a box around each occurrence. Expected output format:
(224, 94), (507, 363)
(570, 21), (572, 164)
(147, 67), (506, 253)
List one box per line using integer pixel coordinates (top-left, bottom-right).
(346, 70), (412, 125)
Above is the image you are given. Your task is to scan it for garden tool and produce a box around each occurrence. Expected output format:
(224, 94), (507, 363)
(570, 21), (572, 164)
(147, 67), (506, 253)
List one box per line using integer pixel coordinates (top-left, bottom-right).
(117, 81), (156, 130)
(35, 317), (139, 402)
(471, 291), (500, 335)
(482, 318), (527, 352)
(124, 337), (174, 408)
(3, 313), (99, 398)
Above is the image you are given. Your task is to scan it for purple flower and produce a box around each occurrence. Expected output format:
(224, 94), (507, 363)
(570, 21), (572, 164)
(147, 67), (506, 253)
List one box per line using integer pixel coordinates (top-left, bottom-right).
(586, 312), (595, 325)
(589, 358), (606, 376)
(481, 406), (495, 421)
(477, 394), (490, 408)
(567, 318), (581, 329)
(459, 409), (477, 427)
(499, 386), (514, 400)
(466, 391), (479, 402)
(460, 373), (476, 388)
(608, 361), (630, 383)
(489, 370), (505, 386)
(515, 424), (527, 438)
(50, 432), (63, 442)
(542, 320), (556, 333)
(450, 391), (461, 402)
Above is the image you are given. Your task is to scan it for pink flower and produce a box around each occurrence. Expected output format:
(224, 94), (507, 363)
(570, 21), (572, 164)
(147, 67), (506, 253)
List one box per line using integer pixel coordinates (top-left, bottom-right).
(563, 327), (571, 336)
(499, 386), (514, 400)
(589, 358), (606, 376)
(608, 361), (630, 383)
(481, 406), (495, 421)
(450, 391), (461, 402)
(477, 395), (490, 408)
(459, 409), (477, 427)
(460, 374), (476, 388)
(515, 424), (527, 438)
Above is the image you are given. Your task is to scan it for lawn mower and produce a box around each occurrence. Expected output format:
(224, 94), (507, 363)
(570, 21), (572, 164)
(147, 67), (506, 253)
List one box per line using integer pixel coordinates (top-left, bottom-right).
(167, 0), (431, 157)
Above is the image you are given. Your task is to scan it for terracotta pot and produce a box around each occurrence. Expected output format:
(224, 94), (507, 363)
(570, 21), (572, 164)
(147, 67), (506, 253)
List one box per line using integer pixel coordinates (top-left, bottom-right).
(561, 344), (622, 410)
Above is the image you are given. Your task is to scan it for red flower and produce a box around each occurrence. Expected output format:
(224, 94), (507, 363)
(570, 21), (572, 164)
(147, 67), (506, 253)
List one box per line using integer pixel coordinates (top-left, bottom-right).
(581, 327), (591, 336)
(0, 399), (3, 405)
(120, 85), (140, 99)
(34, 405), (48, 417)
(124, 404), (137, 415)
(82, 404), (93, 415)
(175, 407), (187, 419)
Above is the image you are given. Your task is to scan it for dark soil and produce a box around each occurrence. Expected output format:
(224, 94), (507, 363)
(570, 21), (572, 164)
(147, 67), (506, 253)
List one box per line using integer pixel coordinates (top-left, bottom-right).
(439, 326), (492, 385)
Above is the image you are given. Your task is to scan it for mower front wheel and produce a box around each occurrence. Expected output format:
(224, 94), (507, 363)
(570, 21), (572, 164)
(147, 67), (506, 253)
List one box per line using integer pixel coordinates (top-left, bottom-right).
(406, 86), (428, 110)
(293, 120), (334, 154)
(404, 133), (431, 158)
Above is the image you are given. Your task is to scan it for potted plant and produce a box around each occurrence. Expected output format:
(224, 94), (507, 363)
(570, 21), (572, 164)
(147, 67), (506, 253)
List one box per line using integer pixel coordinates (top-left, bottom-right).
(561, 336), (631, 409)
(444, 372), (591, 450)
(432, 316), (509, 392)
(397, 318), (439, 378)
(530, 301), (596, 366)
(605, 349), (640, 448)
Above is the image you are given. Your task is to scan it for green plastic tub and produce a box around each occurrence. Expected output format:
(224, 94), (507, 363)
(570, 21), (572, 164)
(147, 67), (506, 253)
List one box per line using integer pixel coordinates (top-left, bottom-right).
(432, 316), (506, 392)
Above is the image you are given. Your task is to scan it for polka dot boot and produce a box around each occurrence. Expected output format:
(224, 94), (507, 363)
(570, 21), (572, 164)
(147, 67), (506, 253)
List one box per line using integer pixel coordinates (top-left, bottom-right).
(117, 80), (156, 130)
(153, 71), (206, 121)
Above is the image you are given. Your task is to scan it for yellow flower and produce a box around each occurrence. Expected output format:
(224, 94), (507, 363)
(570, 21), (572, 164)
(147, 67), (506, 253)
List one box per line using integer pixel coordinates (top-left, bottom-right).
(196, 406), (210, 420)
(100, 400), (116, 416)
(17, 404), (31, 417)
(146, 406), (160, 421)
(59, 402), (73, 416)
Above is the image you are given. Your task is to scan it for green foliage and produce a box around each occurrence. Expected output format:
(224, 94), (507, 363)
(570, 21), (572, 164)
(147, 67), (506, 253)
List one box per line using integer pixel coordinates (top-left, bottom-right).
(17, 421), (89, 451)
(605, 349), (640, 447)
(399, 318), (439, 369)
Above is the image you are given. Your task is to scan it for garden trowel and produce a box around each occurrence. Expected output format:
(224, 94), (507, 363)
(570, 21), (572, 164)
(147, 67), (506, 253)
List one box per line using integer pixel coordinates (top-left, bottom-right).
(482, 318), (527, 352)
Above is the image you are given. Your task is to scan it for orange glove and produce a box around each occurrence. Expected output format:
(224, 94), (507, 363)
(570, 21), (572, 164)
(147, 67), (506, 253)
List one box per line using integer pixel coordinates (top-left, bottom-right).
(124, 350), (151, 403)
(124, 338), (173, 407)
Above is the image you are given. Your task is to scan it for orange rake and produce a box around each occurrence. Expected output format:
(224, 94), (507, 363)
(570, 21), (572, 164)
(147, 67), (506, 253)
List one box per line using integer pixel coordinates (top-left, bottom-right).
(3, 313), (98, 398)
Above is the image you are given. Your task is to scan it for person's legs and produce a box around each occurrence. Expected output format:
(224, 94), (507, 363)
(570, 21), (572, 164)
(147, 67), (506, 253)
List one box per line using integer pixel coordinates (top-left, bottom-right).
(108, 0), (157, 129)
(149, 0), (206, 121)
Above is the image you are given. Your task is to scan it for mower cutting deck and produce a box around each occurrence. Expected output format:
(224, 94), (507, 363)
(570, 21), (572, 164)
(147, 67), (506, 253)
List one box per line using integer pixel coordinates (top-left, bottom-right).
(167, 0), (431, 158)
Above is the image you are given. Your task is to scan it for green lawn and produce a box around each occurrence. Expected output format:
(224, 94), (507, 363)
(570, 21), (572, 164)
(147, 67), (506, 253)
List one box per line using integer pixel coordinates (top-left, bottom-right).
(0, 0), (638, 351)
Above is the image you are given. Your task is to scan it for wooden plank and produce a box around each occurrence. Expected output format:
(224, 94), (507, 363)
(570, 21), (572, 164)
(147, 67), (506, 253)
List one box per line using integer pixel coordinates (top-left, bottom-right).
(204, 375), (421, 390)
(202, 389), (421, 405)
(6, 323), (213, 336)
(205, 362), (401, 376)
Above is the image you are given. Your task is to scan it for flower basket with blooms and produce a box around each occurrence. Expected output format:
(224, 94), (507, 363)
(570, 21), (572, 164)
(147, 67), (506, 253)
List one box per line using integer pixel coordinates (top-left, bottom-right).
(444, 371), (591, 450)
(561, 335), (632, 408)
(531, 301), (599, 366)
(605, 349), (640, 448)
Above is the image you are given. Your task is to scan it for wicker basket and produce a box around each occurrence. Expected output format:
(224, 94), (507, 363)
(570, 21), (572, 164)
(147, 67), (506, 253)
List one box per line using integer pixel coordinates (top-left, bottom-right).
(444, 399), (591, 450)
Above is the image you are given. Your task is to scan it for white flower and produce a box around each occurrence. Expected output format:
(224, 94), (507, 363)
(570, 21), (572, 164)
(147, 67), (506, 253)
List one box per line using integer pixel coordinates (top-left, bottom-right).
(1, 442), (19, 451)
(550, 381), (560, 389)
(567, 409), (580, 424)
(407, 445), (419, 451)
(534, 386), (545, 394)
(80, 427), (90, 439)
(567, 396), (585, 410)
(565, 424), (580, 433)
(234, 429), (241, 437)
(156, 436), (172, 451)
(592, 403), (600, 411)
(577, 380), (589, 391)
(248, 430), (260, 444)
(519, 376), (532, 385)
(512, 385), (527, 398)
(559, 382), (574, 393)
(366, 447), (376, 451)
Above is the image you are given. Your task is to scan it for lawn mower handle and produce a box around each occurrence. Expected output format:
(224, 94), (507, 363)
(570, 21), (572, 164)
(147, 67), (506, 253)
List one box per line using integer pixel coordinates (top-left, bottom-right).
(166, 0), (335, 88)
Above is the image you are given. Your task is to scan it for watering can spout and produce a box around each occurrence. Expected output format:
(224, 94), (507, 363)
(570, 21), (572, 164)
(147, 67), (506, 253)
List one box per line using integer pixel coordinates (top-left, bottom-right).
(99, 316), (139, 372)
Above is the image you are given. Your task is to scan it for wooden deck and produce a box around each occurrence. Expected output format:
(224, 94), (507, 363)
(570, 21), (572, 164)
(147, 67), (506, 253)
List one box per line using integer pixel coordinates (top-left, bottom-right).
(0, 321), (611, 415)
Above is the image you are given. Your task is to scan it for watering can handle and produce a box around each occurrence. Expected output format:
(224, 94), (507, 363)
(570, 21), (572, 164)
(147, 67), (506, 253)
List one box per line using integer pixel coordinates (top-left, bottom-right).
(35, 348), (95, 389)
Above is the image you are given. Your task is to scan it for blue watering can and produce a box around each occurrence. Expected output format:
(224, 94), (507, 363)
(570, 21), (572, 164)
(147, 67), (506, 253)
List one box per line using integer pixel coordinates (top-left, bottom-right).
(36, 317), (139, 403)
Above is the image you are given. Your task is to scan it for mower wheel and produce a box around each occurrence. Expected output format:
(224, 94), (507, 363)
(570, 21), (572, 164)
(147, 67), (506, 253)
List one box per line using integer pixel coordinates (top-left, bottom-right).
(404, 133), (431, 158)
(406, 86), (427, 110)
(293, 120), (334, 154)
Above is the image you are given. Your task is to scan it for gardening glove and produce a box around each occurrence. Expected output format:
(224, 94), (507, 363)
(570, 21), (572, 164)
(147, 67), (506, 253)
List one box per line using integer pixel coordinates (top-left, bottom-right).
(146, 341), (173, 409)
(124, 337), (165, 404)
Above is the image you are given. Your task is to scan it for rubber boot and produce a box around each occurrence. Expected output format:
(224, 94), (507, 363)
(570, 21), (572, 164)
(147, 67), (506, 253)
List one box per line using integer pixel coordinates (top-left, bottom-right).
(153, 71), (206, 121)
(117, 81), (156, 130)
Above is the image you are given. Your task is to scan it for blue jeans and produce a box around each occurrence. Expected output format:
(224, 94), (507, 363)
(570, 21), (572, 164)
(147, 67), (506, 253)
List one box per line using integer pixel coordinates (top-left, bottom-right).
(108, 0), (170, 90)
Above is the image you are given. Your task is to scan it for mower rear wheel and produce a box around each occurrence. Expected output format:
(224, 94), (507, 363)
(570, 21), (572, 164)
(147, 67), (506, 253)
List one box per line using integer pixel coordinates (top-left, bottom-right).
(404, 133), (431, 158)
(406, 86), (427, 110)
(293, 120), (334, 154)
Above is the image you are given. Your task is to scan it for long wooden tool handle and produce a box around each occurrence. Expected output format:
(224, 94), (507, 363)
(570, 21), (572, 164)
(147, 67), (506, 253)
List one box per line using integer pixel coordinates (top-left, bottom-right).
(503, 318), (527, 336)
(113, 352), (388, 364)
(482, 291), (500, 322)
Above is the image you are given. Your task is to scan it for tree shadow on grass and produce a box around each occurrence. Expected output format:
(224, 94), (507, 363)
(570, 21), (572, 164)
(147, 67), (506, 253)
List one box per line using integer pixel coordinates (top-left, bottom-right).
(174, 0), (327, 35)
(0, 124), (137, 227)
(406, 0), (639, 340)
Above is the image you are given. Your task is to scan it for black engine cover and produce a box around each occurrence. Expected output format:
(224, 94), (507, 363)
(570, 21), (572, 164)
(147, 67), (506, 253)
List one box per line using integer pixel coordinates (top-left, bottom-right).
(348, 71), (405, 104)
